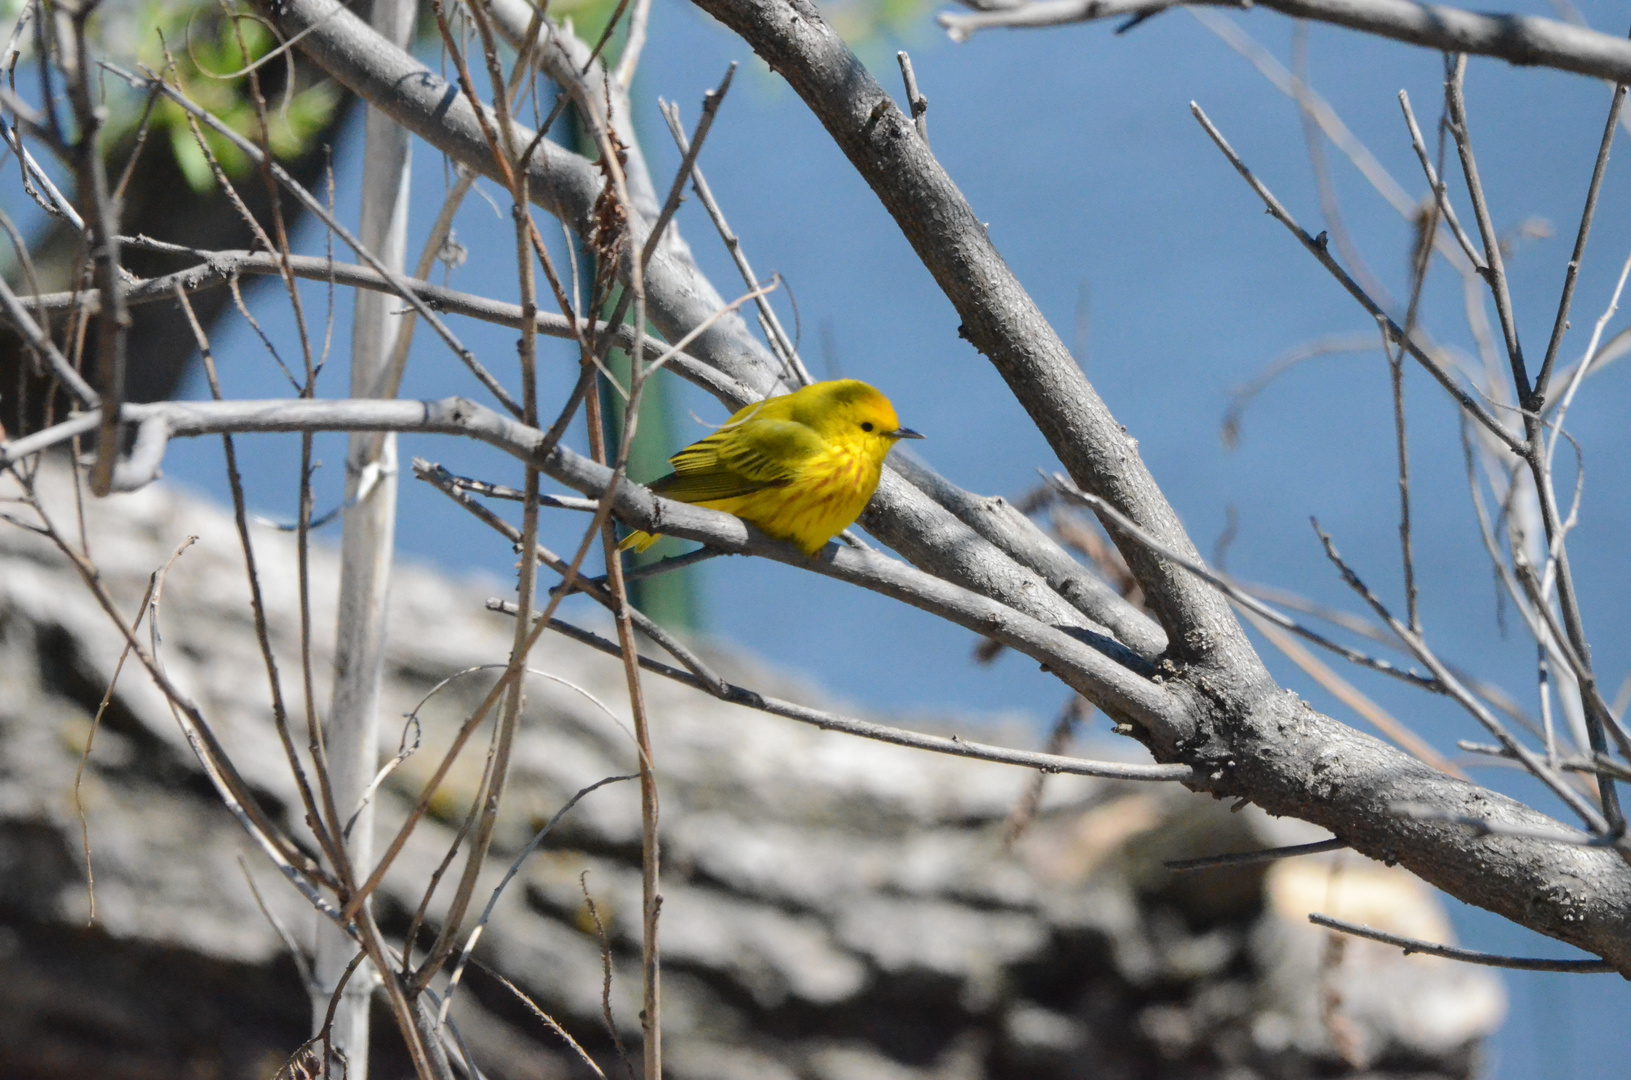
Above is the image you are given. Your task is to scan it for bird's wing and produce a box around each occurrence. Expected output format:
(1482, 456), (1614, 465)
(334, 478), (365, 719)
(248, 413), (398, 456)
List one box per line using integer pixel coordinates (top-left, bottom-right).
(651, 419), (823, 503)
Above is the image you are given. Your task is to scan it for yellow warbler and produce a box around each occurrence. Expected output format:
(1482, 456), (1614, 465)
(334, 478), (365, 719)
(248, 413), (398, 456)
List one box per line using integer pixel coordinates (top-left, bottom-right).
(620, 379), (923, 557)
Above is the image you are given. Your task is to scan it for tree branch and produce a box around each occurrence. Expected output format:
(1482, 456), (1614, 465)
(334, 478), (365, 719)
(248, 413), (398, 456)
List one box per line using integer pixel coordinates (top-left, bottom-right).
(1309, 913), (1615, 972)
(687, 0), (1251, 677)
(501, 607), (1198, 781)
(939, 0), (1631, 89)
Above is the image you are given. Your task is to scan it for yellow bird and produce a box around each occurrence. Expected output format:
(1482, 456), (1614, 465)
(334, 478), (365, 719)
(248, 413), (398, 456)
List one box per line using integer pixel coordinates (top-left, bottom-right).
(620, 379), (923, 557)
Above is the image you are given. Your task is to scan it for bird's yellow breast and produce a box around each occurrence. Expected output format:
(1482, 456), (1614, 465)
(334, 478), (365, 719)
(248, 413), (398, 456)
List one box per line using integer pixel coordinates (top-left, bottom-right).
(697, 434), (884, 556)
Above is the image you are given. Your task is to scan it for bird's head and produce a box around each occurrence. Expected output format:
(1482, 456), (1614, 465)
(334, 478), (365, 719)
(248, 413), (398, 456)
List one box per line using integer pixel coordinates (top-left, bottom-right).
(792, 379), (924, 454)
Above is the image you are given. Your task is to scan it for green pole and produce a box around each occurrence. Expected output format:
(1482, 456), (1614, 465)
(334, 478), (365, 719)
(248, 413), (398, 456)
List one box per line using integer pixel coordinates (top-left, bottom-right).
(598, 332), (702, 631)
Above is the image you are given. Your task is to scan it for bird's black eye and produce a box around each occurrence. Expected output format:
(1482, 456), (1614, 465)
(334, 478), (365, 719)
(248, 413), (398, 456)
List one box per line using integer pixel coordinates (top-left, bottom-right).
(861, 422), (874, 432)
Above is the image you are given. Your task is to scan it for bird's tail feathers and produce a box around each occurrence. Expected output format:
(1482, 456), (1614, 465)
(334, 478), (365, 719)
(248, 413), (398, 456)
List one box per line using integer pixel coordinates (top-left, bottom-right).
(618, 529), (660, 553)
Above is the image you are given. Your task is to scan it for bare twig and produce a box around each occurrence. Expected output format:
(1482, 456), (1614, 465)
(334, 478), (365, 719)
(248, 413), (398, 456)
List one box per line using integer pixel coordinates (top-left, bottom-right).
(515, 608), (1198, 781)
(482, 964), (611, 1080)
(62, 6), (128, 496)
(657, 101), (807, 385)
(102, 61), (524, 419)
(435, 774), (637, 1031)
(1397, 89), (1482, 269)
(1445, 55), (1530, 403)
(0, 274), (98, 404)
(176, 285), (341, 879)
(614, 0), (653, 88)
(643, 65), (735, 273)
(1311, 524), (1611, 834)
(74, 576), (155, 924)
(1222, 334), (1376, 448)
(1166, 837), (1347, 871)
(1309, 913), (1614, 971)
(581, 874), (636, 1080)
(240, 857), (317, 992)
(896, 51), (928, 144)
(1002, 696), (1086, 844)
(1535, 80), (1627, 400)
(1049, 477), (1440, 692)
(414, 459), (732, 697)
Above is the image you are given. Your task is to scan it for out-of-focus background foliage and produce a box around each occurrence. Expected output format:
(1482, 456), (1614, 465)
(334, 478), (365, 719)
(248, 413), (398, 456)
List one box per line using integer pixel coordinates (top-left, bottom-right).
(5, 0), (1631, 1075)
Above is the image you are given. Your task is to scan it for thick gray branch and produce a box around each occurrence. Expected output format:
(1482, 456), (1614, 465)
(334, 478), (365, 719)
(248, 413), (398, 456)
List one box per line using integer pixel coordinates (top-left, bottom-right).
(939, 0), (1631, 87)
(889, 450), (1165, 658)
(1234, 689), (1631, 972)
(687, 0), (1251, 677)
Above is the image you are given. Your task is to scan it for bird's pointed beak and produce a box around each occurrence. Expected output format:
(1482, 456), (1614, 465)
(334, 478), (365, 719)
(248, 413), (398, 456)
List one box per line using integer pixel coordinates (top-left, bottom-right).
(888, 427), (925, 440)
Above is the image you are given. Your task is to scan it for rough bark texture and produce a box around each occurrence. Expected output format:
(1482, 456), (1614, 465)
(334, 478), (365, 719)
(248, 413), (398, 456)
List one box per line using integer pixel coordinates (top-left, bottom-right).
(0, 472), (1503, 1080)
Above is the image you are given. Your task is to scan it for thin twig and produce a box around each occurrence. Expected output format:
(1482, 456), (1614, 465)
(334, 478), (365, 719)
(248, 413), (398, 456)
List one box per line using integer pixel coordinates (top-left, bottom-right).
(407, 1), (547, 1012)
(614, 0), (653, 88)
(581, 874), (637, 1080)
(642, 64), (734, 271)
(1397, 88), (1482, 269)
(1460, 740), (1631, 781)
(1309, 913), (1615, 971)
(103, 61), (525, 418)
(481, 964), (611, 1080)
(1535, 66), (1628, 401)
(1049, 476), (1440, 691)
(0, 274), (97, 404)
(176, 285), (341, 873)
(416, 459), (732, 697)
(1166, 837), (1347, 871)
(1002, 696), (1086, 845)
(1445, 55), (1530, 403)
(240, 856), (317, 991)
(62, 5), (126, 496)
(658, 101), (808, 384)
(896, 51), (928, 144)
(513, 608), (1199, 781)
(74, 576), (156, 924)
(582, 344), (663, 1080)
(1311, 523), (1612, 834)
(435, 774), (637, 1031)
